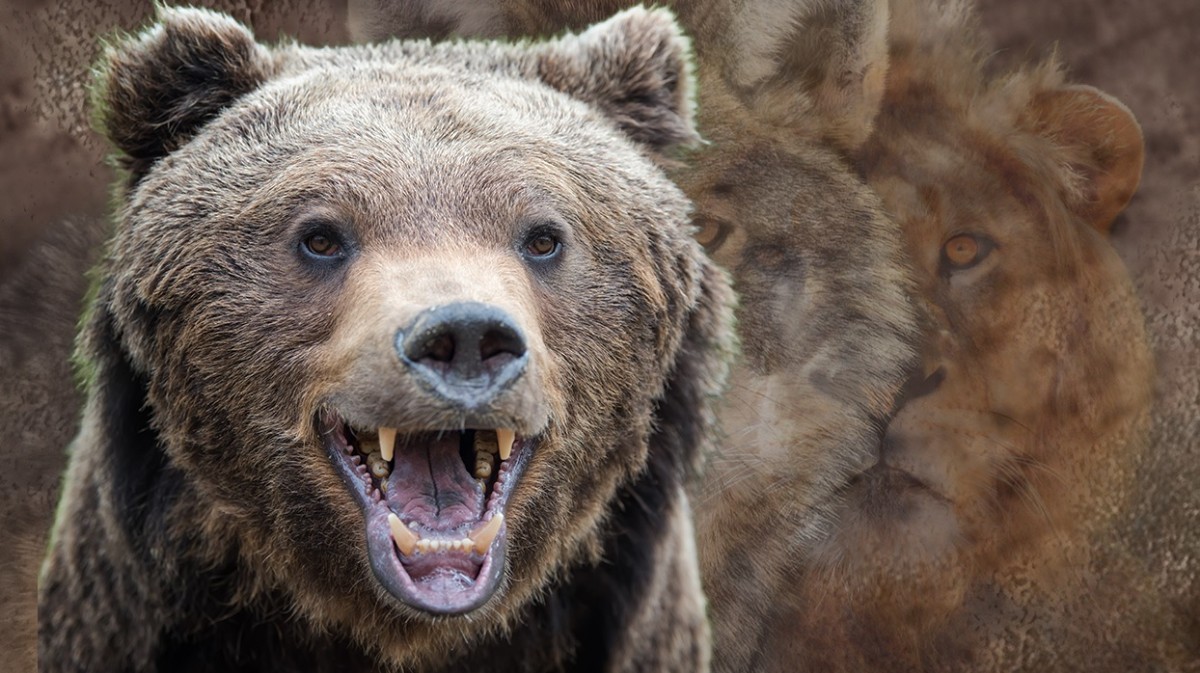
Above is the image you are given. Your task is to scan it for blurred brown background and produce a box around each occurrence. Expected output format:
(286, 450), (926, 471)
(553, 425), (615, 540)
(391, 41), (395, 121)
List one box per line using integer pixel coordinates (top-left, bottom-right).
(1, 0), (1195, 670)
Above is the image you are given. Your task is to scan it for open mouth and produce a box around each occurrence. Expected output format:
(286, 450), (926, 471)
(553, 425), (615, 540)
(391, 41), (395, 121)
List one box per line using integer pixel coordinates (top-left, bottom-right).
(319, 411), (533, 614)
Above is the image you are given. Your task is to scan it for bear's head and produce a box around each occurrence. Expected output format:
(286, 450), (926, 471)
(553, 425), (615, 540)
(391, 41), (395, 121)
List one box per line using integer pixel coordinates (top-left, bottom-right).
(76, 5), (732, 663)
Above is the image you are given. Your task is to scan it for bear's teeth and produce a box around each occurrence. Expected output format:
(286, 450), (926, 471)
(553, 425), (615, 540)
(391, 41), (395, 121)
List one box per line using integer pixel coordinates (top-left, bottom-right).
(469, 514), (504, 554)
(359, 437), (380, 456)
(379, 427), (397, 461)
(474, 430), (498, 455)
(496, 429), (514, 460)
(388, 513), (419, 555)
(367, 452), (390, 479)
(474, 452), (495, 480)
(413, 538), (474, 554)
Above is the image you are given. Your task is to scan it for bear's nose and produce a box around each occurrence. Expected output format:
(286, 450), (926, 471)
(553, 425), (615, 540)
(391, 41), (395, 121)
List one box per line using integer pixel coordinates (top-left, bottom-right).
(397, 302), (528, 409)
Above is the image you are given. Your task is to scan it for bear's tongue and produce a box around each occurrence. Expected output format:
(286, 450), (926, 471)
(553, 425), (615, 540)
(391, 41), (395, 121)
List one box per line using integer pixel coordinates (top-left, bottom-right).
(385, 434), (485, 531)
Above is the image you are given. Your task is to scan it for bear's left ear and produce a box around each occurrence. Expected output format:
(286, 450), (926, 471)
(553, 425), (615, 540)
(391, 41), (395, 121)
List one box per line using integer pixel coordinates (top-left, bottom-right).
(94, 7), (275, 185)
(533, 7), (698, 155)
(1027, 84), (1145, 234)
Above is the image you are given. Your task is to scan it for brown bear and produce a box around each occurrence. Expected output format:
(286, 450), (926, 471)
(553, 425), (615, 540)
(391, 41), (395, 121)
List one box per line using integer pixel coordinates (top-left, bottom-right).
(36, 6), (735, 672)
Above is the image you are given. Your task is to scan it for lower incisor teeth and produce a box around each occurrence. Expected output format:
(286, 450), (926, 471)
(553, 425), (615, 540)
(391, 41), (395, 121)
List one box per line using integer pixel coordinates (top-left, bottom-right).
(410, 536), (488, 555)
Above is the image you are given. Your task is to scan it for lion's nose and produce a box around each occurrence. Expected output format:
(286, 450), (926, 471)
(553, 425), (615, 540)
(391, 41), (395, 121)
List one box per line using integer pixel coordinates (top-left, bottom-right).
(397, 302), (528, 408)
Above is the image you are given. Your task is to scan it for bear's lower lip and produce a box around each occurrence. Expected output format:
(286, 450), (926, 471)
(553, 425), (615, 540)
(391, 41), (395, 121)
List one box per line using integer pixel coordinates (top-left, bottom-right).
(317, 411), (532, 615)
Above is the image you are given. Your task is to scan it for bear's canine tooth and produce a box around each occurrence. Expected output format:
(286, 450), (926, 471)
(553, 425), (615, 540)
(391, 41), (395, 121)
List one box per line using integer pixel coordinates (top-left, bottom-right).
(387, 513), (418, 556)
(378, 427), (397, 461)
(367, 452), (390, 479)
(469, 514), (503, 554)
(496, 429), (514, 461)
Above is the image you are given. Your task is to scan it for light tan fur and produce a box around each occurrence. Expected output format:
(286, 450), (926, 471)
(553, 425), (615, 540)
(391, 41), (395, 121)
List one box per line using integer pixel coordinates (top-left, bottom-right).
(701, 0), (1171, 667)
(792, 1), (1181, 669)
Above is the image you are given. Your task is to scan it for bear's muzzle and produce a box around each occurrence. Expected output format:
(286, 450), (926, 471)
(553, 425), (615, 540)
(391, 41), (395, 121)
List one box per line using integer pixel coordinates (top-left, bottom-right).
(397, 301), (529, 410)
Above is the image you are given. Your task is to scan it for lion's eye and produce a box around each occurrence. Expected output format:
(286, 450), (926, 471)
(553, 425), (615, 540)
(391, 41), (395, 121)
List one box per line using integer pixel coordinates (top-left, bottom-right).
(302, 232), (342, 258)
(524, 233), (560, 258)
(941, 233), (992, 270)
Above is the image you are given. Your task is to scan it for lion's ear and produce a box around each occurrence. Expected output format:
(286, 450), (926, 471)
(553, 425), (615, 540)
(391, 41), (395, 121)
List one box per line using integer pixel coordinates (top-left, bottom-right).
(724, 0), (890, 152)
(94, 7), (274, 185)
(533, 7), (698, 155)
(1028, 84), (1145, 234)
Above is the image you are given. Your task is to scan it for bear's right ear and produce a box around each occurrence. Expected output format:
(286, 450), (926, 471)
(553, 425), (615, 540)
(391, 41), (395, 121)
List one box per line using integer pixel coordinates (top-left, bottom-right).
(94, 7), (274, 184)
(532, 7), (698, 155)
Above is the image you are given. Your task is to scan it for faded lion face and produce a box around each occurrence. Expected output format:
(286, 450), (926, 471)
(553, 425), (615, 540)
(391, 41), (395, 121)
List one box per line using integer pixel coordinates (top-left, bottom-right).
(838, 64), (1152, 571)
(66, 5), (732, 658)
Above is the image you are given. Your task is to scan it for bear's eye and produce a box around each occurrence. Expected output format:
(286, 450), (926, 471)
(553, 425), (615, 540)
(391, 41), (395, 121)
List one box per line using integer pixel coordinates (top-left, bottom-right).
(523, 232), (561, 259)
(693, 216), (731, 252)
(941, 233), (994, 270)
(302, 232), (343, 259)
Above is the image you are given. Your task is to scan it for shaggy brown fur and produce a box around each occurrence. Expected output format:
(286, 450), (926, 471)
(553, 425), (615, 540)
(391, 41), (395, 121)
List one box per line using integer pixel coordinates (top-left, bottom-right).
(37, 7), (736, 671)
(350, 0), (1191, 670)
